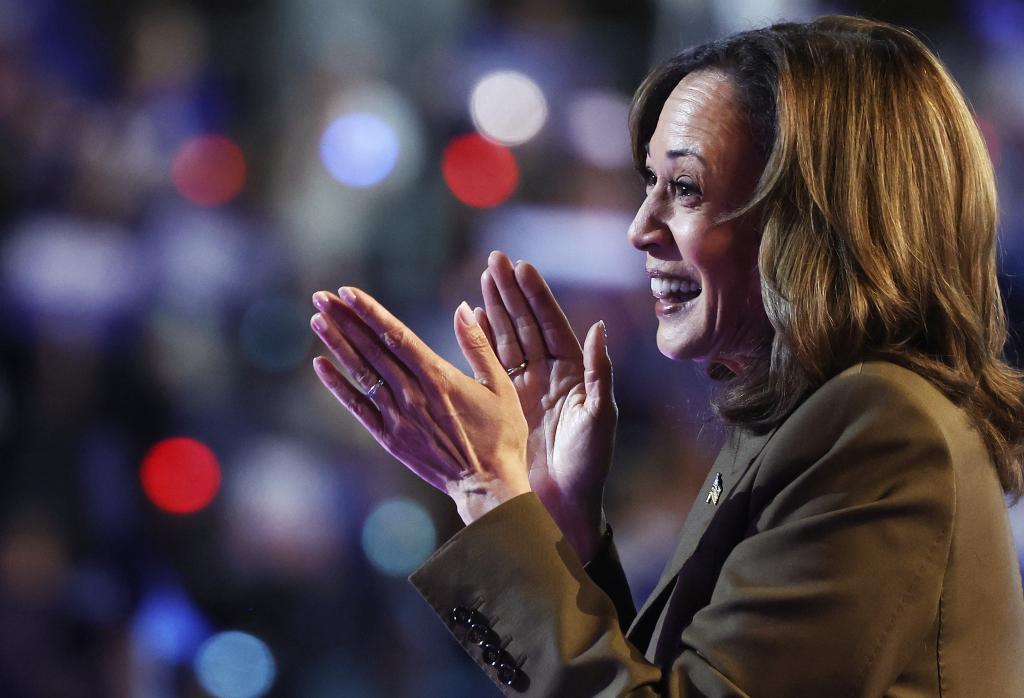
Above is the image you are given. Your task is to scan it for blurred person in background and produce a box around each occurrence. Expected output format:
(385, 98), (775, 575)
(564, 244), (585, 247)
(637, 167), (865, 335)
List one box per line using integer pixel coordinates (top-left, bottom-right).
(309, 15), (1024, 697)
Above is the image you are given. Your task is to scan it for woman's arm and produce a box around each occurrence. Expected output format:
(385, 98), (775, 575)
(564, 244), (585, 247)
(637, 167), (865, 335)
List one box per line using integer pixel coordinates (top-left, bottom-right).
(409, 368), (956, 696)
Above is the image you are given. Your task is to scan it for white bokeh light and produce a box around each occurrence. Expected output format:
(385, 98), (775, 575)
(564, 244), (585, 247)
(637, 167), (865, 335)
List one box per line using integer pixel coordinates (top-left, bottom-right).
(470, 70), (548, 145)
(566, 89), (632, 169)
(224, 436), (342, 577)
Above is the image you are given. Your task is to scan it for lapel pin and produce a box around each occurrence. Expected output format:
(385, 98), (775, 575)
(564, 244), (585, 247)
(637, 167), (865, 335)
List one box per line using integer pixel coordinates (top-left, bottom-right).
(706, 472), (723, 506)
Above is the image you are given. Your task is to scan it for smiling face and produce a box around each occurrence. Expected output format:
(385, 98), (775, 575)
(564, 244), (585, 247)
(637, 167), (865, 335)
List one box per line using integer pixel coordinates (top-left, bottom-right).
(629, 69), (772, 373)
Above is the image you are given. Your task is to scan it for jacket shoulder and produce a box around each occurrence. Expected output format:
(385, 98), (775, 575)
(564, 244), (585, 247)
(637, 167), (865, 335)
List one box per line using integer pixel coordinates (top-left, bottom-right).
(751, 360), (959, 519)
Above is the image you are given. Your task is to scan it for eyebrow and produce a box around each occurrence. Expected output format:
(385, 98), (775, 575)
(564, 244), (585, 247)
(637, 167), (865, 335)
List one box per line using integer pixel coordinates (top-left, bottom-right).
(642, 145), (708, 167)
(666, 147), (707, 166)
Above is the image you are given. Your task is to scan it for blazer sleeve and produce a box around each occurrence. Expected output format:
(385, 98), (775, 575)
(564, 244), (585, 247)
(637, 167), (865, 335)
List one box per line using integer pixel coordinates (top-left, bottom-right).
(583, 524), (637, 634)
(408, 370), (956, 697)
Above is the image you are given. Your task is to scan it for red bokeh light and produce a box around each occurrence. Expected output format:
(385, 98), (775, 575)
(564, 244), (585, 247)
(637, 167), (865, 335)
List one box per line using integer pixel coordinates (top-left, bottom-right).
(441, 133), (518, 208)
(171, 135), (246, 207)
(140, 437), (222, 514)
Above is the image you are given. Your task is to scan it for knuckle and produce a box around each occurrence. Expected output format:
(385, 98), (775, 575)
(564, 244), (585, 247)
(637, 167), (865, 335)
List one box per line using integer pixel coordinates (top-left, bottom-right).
(431, 370), (452, 395)
(464, 331), (490, 350)
(353, 366), (376, 389)
(399, 386), (421, 409)
(538, 318), (563, 334)
(513, 315), (535, 333)
(380, 328), (404, 352)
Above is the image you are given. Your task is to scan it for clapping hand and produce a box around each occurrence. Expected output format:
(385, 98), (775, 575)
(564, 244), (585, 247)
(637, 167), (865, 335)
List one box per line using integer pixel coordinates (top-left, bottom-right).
(309, 287), (531, 525)
(475, 252), (617, 563)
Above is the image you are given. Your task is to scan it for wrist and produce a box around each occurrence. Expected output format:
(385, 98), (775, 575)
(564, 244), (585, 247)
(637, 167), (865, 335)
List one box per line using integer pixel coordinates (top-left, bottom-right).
(559, 508), (606, 565)
(446, 473), (531, 525)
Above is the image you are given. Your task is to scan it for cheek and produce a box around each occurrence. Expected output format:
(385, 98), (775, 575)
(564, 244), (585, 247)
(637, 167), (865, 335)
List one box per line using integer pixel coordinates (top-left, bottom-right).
(680, 225), (755, 288)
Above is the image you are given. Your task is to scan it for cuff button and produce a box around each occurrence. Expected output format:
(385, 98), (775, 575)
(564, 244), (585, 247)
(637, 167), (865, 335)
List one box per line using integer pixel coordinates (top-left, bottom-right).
(482, 645), (512, 667)
(497, 662), (518, 686)
(447, 606), (471, 627)
(469, 624), (499, 646)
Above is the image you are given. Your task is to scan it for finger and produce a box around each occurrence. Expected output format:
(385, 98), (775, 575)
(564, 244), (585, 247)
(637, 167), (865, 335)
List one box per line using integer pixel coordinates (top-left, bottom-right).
(475, 306), (497, 353)
(487, 251), (547, 361)
(311, 312), (399, 417)
(315, 290), (432, 391)
(481, 267), (526, 368)
(312, 355), (384, 434)
(583, 321), (614, 406)
(315, 355), (453, 492)
(515, 261), (583, 360)
(454, 302), (508, 390)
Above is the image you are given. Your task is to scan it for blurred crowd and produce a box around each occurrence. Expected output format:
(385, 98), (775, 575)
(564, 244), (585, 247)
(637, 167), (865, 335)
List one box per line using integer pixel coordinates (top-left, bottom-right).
(0, 0), (1021, 696)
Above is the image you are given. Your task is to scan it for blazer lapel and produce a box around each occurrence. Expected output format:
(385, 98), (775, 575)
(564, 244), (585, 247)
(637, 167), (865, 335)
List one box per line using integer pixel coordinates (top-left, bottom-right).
(626, 425), (779, 643)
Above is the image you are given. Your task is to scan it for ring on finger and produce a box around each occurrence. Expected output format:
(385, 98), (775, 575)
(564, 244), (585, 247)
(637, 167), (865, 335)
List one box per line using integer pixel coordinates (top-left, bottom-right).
(366, 378), (385, 400)
(505, 359), (528, 378)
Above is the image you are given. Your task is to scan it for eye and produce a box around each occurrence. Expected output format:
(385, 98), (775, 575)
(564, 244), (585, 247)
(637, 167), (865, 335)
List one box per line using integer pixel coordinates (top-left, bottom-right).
(670, 178), (702, 200)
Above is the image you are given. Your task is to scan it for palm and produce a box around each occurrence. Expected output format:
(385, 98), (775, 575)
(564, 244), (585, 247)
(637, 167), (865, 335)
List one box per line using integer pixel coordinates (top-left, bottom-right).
(478, 253), (616, 557)
(514, 356), (611, 509)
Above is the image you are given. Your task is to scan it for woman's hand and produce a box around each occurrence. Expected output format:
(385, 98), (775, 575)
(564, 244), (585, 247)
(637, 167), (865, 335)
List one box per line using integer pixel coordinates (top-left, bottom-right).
(309, 287), (531, 525)
(476, 252), (617, 563)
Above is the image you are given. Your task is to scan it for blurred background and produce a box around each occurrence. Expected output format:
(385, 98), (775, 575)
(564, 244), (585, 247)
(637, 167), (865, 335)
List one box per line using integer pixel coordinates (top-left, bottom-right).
(0, 0), (1021, 695)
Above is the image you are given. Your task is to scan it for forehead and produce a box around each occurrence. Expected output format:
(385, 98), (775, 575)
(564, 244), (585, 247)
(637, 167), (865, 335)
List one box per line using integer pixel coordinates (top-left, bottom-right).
(647, 69), (750, 162)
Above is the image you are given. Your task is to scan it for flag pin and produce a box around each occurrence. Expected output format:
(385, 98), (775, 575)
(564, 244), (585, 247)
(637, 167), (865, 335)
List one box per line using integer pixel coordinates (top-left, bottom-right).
(706, 472), (723, 506)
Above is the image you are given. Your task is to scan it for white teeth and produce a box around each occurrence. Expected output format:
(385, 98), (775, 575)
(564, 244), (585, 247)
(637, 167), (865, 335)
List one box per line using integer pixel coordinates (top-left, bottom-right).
(650, 276), (701, 297)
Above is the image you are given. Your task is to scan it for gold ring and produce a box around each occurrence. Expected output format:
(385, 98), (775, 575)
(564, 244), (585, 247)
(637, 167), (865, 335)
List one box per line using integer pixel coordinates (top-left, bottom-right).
(505, 359), (528, 377)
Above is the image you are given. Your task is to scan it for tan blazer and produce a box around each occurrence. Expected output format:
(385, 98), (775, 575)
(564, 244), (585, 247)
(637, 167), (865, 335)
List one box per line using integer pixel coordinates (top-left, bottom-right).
(410, 361), (1024, 696)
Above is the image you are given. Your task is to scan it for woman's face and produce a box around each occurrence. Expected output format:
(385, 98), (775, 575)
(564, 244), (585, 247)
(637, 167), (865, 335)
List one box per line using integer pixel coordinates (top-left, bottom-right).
(628, 69), (771, 373)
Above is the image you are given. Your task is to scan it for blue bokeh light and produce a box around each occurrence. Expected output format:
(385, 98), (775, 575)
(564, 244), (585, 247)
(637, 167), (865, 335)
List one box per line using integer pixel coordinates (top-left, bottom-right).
(319, 113), (399, 188)
(131, 585), (211, 665)
(361, 497), (436, 576)
(195, 631), (276, 698)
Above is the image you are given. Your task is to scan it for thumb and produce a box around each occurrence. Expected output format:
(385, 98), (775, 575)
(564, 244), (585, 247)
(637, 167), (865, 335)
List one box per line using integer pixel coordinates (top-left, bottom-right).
(583, 320), (614, 407)
(454, 301), (507, 388)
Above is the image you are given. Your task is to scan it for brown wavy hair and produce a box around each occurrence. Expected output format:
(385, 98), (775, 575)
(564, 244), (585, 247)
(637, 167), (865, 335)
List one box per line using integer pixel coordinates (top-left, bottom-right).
(629, 15), (1024, 497)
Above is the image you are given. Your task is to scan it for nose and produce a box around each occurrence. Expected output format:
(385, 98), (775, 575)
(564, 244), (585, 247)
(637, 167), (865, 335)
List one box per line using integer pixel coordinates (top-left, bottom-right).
(627, 194), (672, 253)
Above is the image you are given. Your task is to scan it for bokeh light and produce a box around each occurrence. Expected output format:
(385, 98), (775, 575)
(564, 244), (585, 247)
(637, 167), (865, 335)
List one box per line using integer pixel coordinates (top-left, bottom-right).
(145, 203), (258, 313)
(195, 631), (276, 698)
(442, 133), (518, 208)
(320, 82), (424, 190)
(224, 436), (342, 577)
(319, 113), (399, 188)
(239, 296), (314, 372)
(171, 134), (247, 206)
(131, 585), (211, 664)
(140, 437), (222, 514)
(361, 498), (436, 576)
(566, 90), (632, 169)
(1, 215), (141, 338)
(470, 70), (548, 145)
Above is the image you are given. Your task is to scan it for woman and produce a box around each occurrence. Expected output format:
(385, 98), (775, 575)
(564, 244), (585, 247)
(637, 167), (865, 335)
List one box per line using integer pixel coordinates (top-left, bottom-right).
(309, 16), (1024, 696)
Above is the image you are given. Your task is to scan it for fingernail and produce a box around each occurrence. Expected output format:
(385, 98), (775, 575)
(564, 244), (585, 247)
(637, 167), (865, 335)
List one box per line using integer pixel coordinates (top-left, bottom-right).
(598, 320), (607, 338)
(312, 291), (329, 311)
(337, 287), (355, 305)
(311, 314), (327, 332)
(457, 301), (477, 326)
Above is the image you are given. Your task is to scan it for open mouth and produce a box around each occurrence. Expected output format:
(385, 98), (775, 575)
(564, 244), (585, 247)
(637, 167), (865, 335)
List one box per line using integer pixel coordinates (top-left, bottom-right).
(650, 275), (702, 304)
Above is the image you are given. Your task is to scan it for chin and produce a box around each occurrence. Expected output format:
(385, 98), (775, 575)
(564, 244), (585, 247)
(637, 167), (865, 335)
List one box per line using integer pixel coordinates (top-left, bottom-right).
(655, 330), (711, 363)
